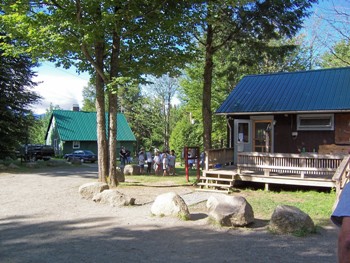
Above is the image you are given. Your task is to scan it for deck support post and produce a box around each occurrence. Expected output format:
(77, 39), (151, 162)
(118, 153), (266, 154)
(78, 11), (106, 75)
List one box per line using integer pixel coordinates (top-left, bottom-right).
(264, 169), (270, 191)
(265, 183), (269, 191)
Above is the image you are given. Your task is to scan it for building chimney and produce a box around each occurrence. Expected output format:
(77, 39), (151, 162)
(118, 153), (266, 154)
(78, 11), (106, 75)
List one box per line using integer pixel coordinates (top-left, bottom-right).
(72, 104), (80, 111)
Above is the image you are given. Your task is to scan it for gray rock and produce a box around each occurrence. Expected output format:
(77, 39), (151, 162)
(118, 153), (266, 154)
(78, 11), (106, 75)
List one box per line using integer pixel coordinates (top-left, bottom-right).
(79, 182), (109, 200)
(70, 158), (82, 165)
(93, 189), (135, 207)
(25, 162), (39, 168)
(151, 192), (190, 220)
(206, 194), (254, 227)
(46, 160), (61, 167)
(269, 205), (315, 234)
(123, 164), (140, 175)
(8, 163), (20, 169)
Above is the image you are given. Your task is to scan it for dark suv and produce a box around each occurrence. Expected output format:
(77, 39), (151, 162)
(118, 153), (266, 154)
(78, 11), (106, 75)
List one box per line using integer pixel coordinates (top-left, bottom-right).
(19, 144), (55, 161)
(64, 150), (97, 163)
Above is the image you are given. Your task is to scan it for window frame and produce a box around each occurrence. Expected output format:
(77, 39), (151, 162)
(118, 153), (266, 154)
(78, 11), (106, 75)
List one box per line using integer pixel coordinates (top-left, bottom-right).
(73, 141), (80, 149)
(297, 114), (334, 131)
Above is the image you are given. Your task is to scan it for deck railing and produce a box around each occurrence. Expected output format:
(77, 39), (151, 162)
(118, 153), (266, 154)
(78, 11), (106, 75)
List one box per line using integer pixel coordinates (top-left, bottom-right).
(237, 152), (345, 178)
(204, 148), (234, 170)
(332, 155), (350, 200)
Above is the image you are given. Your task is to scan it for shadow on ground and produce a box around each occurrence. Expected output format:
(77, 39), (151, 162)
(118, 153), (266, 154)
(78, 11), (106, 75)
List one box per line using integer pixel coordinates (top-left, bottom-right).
(0, 215), (337, 263)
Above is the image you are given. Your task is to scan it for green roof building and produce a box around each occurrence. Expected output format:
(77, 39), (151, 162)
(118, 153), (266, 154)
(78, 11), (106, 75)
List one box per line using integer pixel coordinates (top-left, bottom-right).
(45, 109), (136, 156)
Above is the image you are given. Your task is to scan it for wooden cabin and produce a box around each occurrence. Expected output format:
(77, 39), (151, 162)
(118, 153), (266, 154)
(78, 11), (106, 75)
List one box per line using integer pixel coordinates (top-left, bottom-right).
(199, 67), (350, 194)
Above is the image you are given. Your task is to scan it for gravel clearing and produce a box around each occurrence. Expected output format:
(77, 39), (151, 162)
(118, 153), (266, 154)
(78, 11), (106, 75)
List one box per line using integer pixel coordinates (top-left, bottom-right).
(0, 164), (339, 262)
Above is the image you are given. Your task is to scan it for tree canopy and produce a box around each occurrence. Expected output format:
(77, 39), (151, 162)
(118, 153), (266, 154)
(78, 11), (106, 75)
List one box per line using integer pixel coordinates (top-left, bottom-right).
(189, 0), (317, 150)
(1, 0), (196, 184)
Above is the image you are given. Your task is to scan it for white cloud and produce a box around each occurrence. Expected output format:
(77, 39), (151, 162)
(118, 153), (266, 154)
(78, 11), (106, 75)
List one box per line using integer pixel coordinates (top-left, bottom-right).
(31, 64), (89, 114)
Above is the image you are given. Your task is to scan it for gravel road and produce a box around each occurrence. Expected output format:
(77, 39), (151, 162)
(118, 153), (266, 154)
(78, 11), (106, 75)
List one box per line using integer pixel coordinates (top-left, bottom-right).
(0, 164), (339, 263)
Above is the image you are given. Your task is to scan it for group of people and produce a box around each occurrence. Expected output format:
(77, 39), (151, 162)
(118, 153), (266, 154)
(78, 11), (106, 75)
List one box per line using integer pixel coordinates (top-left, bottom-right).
(138, 148), (176, 176)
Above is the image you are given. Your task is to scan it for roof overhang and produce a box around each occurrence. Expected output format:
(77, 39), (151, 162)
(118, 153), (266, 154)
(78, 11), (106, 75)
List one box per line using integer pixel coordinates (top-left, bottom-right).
(215, 109), (350, 116)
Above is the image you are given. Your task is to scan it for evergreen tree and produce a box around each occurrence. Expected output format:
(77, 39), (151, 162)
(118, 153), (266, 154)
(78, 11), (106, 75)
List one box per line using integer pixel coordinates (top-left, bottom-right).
(0, 34), (40, 159)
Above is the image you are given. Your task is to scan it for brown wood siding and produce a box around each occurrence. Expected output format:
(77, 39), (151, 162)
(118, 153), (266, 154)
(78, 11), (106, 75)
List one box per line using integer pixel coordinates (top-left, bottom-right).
(227, 113), (350, 154)
(335, 114), (350, 144)
(274, 114), (335, 153)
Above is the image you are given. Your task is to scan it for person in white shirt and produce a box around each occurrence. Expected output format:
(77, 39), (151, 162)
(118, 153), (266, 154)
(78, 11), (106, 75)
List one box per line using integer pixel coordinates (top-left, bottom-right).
(162, 152), (169, 176)
(153, 152), (161, 175)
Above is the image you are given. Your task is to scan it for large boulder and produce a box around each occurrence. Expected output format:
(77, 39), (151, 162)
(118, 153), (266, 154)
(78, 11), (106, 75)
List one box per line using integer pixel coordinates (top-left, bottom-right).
(206, 194), (254, 227)
(151, 192), (190, 220)
(8, 163), (20, 169)
(92, 189), (135, 207)
(79, 182), (109, 200)
(123, 164), (140, 175)
(269, 205), (315, 234)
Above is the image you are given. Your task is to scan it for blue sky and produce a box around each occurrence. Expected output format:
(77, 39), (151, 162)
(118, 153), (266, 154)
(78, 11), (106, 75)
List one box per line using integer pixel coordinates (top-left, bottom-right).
(31, 0), (349, 114)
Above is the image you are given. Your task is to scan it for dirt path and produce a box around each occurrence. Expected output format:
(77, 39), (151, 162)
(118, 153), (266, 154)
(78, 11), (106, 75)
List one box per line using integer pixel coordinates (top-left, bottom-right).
(0, 165), (338, 262)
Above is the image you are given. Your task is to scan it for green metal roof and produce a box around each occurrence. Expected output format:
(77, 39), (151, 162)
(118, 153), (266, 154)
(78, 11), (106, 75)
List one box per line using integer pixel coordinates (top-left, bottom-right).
(216, 67), (350, 115)
(51, 110), (136, 141)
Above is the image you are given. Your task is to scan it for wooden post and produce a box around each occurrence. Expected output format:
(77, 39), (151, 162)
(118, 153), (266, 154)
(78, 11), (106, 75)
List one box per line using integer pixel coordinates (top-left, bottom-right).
(264, 168), (270, 191)
(205, 150), (209, 171)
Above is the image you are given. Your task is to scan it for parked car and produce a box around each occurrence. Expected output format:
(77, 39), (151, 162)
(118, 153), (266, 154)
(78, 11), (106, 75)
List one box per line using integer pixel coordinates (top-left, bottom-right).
(18, 144), (55, 162)
(64, 150), (97, 163)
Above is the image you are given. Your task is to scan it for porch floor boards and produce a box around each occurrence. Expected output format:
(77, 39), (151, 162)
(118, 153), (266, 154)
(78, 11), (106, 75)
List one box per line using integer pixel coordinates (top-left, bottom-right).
(197, 166), (336, 193)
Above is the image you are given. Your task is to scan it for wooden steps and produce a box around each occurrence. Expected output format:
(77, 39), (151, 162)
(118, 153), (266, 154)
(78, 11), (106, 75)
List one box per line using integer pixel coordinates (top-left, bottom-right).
(196, 172), (236, 193)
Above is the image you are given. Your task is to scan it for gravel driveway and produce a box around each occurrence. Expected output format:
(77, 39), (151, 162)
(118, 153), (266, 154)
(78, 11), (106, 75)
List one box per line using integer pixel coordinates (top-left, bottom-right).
(0, 164), (339, 262)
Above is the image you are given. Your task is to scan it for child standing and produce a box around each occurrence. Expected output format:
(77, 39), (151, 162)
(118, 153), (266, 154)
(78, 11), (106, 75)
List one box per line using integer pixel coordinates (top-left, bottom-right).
(162, 152), (169, 176)
(153, 152), (161, 175)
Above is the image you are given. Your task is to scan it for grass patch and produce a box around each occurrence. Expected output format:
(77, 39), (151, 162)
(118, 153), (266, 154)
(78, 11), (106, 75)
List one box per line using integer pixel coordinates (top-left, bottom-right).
(121, 165), (201, 186)
(244, 188), (336, 226)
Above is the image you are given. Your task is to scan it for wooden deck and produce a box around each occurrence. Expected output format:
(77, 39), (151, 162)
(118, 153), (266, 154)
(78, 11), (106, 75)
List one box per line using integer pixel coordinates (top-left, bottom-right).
(198, 151), (350, 194)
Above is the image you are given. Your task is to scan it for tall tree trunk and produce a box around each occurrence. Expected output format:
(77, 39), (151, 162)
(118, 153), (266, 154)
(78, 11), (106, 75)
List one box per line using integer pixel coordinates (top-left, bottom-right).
(95, 41), (108, 183)
(108, 92), (118, 187)
(202, 23), (214, 151)
(108, 8), (122, 187)
(163, 98), (167, 150)
(165, 98), (171, 150)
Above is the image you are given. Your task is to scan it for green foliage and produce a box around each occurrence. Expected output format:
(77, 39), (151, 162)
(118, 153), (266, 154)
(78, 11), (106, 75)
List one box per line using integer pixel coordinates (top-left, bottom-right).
(29, 104), (61, 144)
(321, 39), (350, 68)
(81, 80), (97, 112)
(0, 33), (40, 159)
(169, 113), (203, 155)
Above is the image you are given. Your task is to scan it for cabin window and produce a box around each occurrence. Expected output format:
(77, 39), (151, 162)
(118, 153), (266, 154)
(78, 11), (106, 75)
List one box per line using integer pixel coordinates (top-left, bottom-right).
(73, 141), (80, 149)
(297, 114), (334, 131)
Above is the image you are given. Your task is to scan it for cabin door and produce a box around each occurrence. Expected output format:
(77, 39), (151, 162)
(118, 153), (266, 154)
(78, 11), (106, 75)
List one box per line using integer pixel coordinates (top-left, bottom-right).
(252, 120), (273, 153)
(233, 119), (252, 164)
